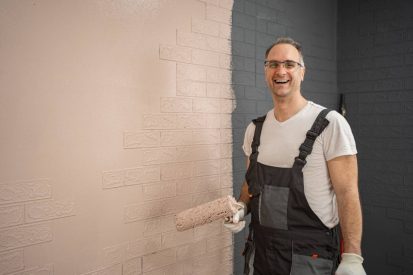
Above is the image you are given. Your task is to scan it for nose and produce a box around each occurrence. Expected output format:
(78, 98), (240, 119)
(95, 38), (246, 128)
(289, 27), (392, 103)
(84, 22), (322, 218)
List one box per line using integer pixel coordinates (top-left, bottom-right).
(274, 66), (288, 75)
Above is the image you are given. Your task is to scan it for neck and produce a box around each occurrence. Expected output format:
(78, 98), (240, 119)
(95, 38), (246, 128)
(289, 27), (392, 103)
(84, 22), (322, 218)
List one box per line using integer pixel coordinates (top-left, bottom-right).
(272, 94), (307, 122)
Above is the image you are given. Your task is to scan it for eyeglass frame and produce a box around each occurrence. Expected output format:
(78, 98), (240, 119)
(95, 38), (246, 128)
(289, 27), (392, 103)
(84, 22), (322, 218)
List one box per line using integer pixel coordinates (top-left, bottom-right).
(264, 60), (304, 71)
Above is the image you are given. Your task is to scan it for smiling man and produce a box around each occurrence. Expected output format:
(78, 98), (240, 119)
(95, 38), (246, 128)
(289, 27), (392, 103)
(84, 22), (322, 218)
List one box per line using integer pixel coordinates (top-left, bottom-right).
(224, 37), (366, 275)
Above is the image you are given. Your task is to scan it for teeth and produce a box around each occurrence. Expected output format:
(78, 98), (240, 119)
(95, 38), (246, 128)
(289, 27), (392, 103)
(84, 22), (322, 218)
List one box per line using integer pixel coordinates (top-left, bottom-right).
(275, 80), (288, 83)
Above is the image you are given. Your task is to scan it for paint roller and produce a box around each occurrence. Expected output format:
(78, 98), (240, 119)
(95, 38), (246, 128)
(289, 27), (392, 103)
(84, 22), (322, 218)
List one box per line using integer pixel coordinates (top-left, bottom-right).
(175, 195), (243, 231)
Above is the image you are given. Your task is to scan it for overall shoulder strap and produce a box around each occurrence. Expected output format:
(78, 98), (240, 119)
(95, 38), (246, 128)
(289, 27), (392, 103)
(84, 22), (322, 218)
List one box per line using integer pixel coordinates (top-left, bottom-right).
(297, 108), (331, 163)
(250, 115), (266, 160)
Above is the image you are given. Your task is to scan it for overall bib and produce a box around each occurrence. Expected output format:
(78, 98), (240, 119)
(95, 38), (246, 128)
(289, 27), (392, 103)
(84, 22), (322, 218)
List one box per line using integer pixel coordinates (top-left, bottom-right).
(243, 109), (340, 275)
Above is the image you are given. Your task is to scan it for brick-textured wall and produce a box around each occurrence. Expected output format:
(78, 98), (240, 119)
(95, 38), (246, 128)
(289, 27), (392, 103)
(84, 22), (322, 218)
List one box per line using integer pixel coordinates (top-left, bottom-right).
(230, 0), (338, 273)
(0, 1), (234, 274)
(338, 0), (413, 274)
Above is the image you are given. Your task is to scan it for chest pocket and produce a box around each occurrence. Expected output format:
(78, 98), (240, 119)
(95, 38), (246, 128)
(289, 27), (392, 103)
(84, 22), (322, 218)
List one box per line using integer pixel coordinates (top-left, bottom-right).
(259, 184), (289, 230)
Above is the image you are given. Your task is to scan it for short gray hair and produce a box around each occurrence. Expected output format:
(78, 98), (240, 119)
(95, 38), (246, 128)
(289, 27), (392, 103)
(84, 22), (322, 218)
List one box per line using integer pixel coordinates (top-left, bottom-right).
(265, 37), (305, 67)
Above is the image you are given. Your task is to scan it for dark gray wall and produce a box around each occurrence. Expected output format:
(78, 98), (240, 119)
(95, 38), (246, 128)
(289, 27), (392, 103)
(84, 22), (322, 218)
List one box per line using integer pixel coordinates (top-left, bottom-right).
(231, 0), (338, 273)
(338, 1), (413, 274)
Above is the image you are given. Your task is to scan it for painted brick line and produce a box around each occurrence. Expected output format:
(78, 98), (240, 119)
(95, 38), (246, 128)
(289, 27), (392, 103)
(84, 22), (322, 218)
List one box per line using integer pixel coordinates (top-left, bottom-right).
(206, 82), (221, 98)
(192, 18), (220, 37)
(140, 234), (231, 274)
(143, 215), (176, 237)
(176, 75), (234, 99)
(25, 200), (75, 224)
(161, 229), (194, 249)
(206, 231), (233, 252)
(144, 113), (228, 130)
(176, 175), (221, 194)
(0, 179), (52, 206)
(97, 236), (196, 274)
(160, 130), (193, 146)
(120, 1), (235, 273)
(0, 223), (53, 252)
(102, 166), (160, 189)
(152, 128), (233, 146)
(142, 260), (192, 275)
(161, 44), (234, 70)
(192, 48), (221, 67)
(0, 205), (24, 229)
(127, 236), (162, 260)
(160, 97), (192, 113)
(124, 195), (192, 223)
(143, 114), (178, 130)
(176, 62), (206, 81)
(177, 31), (231, 54)
(197, 0), (219, 7)
(124, 131), (161, 149)
(192, 190), (222, 207)
(218, 0), (234, 11)
(207, 67), (231, 84)
(142, 248), (176, 273)
(192, 250), (233, 274)
(161, 162), (194, 180)
(176, 239), (207, 262)
(80, 263), (122, 275)
(123, 258), (142, 275)
(177, 79), (206, 97)
(206, 5), (232, 24)
(220, 173), (233, 188)
(7, 264), (54, 275)
(142, 181), (176, 201)
(0, 250), (24, 275)
(0, 178), (77, 272)
(193, 97), (221, 113)
(159, 44), (191, 63)
(102, 242), (129, 266)
(177, 62), (233, 85)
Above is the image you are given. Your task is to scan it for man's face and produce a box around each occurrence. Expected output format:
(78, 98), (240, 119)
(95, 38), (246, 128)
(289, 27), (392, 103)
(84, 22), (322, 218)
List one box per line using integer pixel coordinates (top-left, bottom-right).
(264, 44), (305, 99)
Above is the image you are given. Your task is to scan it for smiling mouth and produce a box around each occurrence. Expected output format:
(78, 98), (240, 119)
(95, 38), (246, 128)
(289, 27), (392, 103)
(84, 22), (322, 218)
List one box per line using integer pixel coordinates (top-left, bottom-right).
(274, 80), (289, 84)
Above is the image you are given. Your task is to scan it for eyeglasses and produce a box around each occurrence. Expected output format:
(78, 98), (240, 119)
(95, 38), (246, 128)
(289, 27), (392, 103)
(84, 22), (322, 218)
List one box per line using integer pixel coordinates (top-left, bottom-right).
(264, 60), (303, 71)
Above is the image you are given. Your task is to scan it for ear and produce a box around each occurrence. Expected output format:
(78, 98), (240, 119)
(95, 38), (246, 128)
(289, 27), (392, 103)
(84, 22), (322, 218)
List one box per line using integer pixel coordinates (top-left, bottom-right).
(300, 67), (305, 81)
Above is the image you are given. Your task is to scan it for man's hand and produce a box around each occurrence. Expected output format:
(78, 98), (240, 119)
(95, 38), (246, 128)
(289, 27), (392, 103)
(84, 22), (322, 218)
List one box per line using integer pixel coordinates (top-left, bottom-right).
(223, 201), (246, 233)
(336, 253), (366, 275)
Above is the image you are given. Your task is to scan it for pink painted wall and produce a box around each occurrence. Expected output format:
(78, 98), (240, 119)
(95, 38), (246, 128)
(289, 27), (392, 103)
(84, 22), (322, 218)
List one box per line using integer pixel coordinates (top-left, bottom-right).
(0, 0), (235, 274)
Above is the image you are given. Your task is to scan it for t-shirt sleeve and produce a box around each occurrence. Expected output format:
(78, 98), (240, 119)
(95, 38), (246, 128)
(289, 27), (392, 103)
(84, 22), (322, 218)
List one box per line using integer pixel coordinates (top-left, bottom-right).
(322, 111), (357, 161)
(242, 122), (256, 157)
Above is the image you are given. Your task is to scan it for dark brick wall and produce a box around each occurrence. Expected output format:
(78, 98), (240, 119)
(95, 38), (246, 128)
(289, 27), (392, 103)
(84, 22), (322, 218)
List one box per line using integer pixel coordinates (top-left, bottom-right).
(338, 0), (413, 274)
(231, 0), (338, 273)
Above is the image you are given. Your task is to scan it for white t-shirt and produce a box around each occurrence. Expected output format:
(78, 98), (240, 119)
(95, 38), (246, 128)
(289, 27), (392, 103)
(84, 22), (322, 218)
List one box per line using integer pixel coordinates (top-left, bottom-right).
(242, 101), (357, 228)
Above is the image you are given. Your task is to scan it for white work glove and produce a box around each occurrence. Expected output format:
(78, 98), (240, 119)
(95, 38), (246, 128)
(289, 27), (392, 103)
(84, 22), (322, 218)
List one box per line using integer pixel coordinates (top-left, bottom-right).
(336, 253), (366, 275)
(223, 201), (246, 233)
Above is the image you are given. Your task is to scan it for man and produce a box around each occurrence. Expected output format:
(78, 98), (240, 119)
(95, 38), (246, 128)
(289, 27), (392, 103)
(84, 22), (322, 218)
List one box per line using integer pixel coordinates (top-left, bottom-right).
(225, 37), (366, 275)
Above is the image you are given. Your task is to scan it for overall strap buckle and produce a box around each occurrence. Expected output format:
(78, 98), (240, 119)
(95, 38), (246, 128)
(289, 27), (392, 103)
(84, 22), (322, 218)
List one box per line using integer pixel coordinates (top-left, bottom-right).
(296, 109), (331, 164)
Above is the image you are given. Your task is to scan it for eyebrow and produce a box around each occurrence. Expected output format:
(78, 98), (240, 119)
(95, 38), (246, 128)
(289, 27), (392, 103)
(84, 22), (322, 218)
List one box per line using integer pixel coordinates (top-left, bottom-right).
(266, 59), (299, 63)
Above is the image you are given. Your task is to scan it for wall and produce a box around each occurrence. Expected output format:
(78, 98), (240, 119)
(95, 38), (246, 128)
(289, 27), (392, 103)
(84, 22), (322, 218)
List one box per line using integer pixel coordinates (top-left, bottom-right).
(2, 0), (380, 274)
(338, 0), (413, 274)
(230, 0), (338, 273)
(0, 0), (235, 274)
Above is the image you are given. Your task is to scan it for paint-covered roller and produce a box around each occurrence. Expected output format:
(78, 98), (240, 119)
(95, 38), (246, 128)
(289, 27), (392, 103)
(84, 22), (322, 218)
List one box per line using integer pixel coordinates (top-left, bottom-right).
(175, 195), (242, 231)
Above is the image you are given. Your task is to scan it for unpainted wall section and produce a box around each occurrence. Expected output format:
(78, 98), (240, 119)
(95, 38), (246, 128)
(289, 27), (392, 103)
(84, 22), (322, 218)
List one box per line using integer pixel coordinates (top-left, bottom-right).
(0, 0), (235, 274)
(338, 1), (413, 274)
(230, 0), (338, 273)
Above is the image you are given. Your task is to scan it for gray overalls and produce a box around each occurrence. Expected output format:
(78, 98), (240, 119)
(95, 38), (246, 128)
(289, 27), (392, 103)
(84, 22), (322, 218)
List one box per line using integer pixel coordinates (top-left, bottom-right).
(243, 109), (340, 275)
